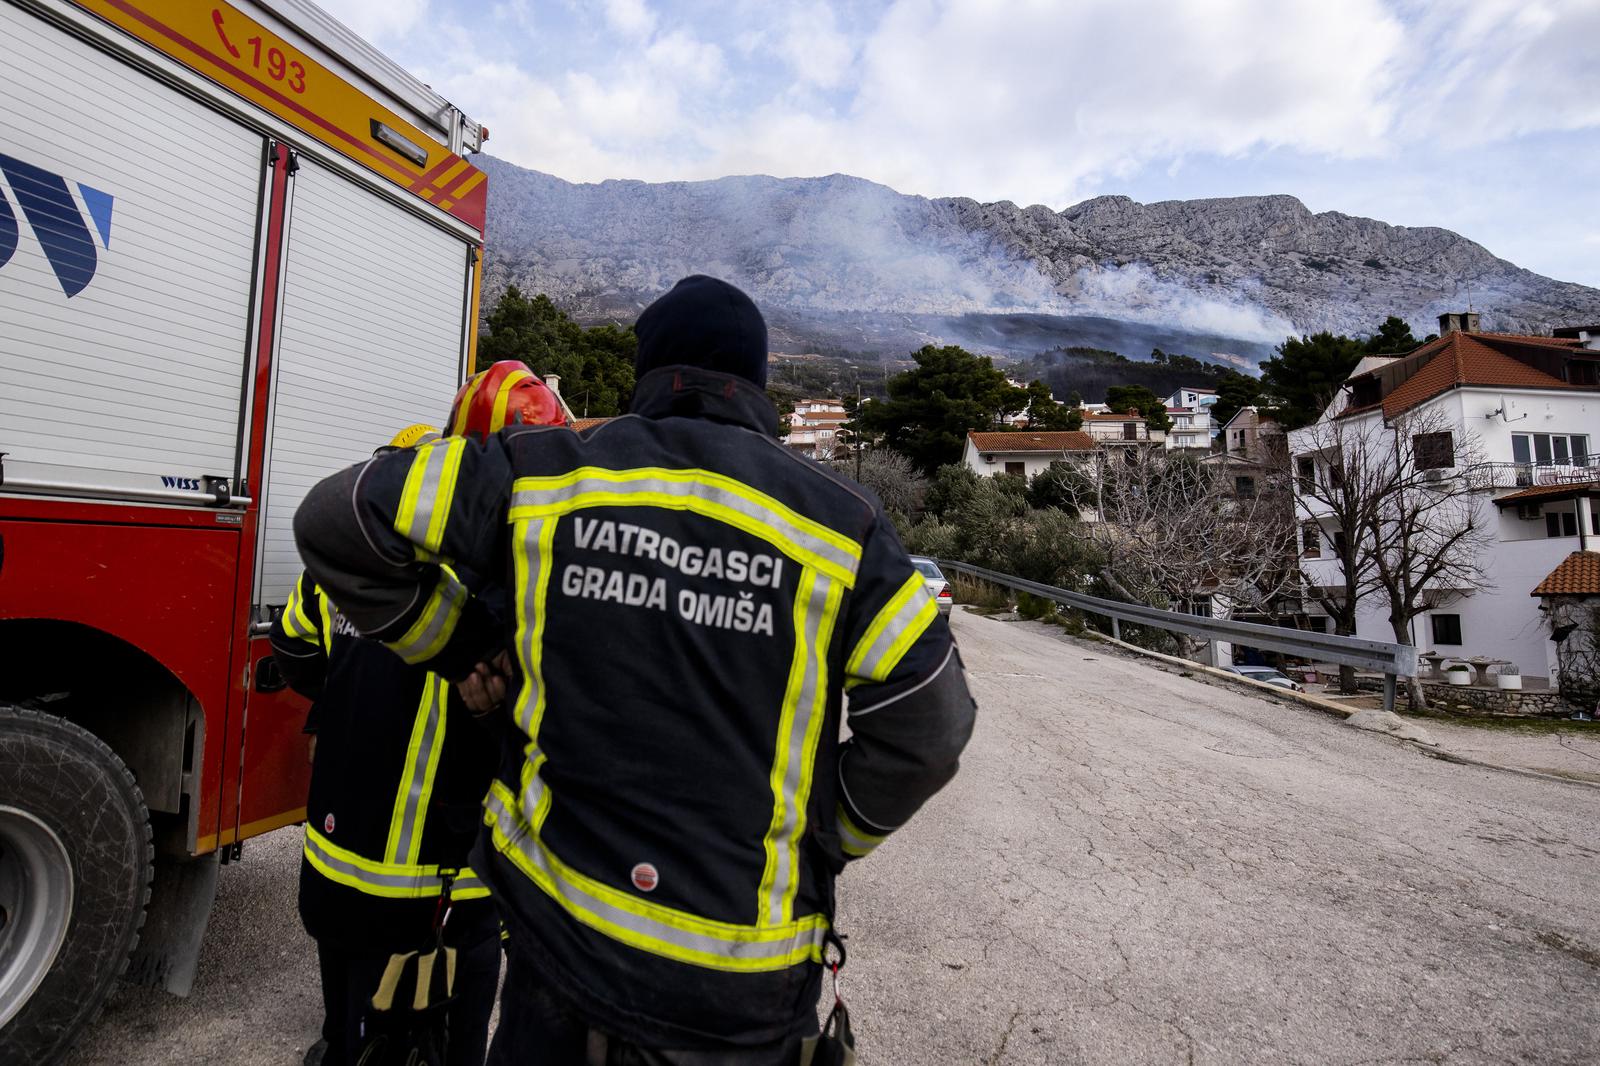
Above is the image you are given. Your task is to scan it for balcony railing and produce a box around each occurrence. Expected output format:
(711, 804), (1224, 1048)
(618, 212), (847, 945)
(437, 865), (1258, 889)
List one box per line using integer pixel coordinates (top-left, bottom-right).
(1471, 452), (1600, 490)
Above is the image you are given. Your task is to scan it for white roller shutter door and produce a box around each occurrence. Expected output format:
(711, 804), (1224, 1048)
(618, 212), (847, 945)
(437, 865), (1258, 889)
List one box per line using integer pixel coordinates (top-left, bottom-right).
(0, 4), (263, 495)
(259, 156), (469, 604)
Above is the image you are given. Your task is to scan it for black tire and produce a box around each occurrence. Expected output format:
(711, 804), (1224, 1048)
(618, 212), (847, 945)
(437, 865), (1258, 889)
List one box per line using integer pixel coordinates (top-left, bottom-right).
(0, 703), (152, 1064)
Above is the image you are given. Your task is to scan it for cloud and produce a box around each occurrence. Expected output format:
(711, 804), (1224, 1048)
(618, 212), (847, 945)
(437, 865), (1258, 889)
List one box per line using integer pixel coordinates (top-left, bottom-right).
(320, 0), (428, 43)
(602, 0), (657, 39)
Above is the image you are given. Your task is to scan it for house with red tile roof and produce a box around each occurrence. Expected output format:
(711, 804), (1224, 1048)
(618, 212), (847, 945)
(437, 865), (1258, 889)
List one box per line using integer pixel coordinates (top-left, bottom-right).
(1289, 313), (1600, 679)
(1530, 550), (1600, 703)
(961, 430), (1098, 481)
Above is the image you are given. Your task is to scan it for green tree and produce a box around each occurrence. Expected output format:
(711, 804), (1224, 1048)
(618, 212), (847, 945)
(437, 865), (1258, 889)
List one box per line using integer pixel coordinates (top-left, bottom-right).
(856, 345), (1026, 473)
(1209, 369), (1261, 430)
(477, 286), (637, 417)
(1023, 380), (1080, 430)
(1365, 315), (1421, 356)
(1258, 331), (1366, 429)
(1103, 384), (1173, 431)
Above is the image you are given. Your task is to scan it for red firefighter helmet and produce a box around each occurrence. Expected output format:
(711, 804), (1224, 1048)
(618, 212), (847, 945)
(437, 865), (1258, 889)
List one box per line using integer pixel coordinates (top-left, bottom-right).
(446, 361), (566, 439)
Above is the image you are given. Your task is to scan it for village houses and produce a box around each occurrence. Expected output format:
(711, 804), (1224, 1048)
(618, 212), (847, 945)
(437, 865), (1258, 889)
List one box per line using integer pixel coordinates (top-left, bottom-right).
(1290, 313), (1600, 686)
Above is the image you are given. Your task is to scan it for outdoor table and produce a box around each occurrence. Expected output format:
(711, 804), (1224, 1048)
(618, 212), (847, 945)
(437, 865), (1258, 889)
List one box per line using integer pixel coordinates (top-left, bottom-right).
(1466, 657), (1509, 686)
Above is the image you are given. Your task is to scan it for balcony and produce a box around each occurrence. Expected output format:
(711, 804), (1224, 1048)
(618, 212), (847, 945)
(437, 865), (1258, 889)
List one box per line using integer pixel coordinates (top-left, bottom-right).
(1470, 452), (1600, 490)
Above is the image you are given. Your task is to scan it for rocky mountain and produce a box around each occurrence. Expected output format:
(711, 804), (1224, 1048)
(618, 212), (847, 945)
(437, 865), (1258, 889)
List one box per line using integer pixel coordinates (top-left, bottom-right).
(476, 155), (1600, 367)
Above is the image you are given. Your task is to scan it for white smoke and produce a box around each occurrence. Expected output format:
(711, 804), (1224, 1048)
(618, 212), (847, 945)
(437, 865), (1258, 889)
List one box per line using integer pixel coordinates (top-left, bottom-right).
(1060, 263), (1297, 343)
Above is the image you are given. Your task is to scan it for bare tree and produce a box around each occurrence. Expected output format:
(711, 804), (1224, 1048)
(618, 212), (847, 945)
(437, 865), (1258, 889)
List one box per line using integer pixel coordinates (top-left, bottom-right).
(1363, 409), (1494, 708)
(1290, 416), (1397, 693)
(1074, 449), (1298, 659)
(833, 448), (927, 521)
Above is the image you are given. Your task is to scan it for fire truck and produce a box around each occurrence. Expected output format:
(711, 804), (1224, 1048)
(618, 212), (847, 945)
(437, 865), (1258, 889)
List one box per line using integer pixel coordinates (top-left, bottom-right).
(0, 1), (488, 1057)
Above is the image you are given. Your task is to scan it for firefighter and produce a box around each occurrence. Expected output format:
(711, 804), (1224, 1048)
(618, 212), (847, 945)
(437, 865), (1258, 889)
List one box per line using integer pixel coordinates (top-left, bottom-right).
(292, 276), (977, 1063)
(274, 368), (564, 1066)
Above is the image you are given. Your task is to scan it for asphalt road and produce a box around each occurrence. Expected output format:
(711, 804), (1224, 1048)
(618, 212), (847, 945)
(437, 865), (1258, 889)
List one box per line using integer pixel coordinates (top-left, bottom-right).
(68, 608), (1600, 1064)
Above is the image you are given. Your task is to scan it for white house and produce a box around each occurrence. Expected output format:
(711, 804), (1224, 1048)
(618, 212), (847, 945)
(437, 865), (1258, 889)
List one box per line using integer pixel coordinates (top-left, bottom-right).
(962, 430), (1098, 480)
(1166, 385), (1218, 410)
(1081, 410), (1165, 448)
(1290, 316), (1600, 678)
(782, 397), (849, 458)
(1165, 407), (1210, 451)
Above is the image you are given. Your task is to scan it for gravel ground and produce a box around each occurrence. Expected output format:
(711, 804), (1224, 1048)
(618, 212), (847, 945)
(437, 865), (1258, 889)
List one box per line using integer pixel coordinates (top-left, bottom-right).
(68, 607), (1600, 1064)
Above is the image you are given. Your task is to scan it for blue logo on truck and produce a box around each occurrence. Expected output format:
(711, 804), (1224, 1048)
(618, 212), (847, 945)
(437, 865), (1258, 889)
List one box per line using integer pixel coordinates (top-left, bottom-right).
(0, 153), (114, 298)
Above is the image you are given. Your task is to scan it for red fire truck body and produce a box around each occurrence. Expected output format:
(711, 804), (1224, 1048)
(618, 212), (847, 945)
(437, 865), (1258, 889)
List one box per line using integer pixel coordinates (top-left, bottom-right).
(0, 1), (486, 1056)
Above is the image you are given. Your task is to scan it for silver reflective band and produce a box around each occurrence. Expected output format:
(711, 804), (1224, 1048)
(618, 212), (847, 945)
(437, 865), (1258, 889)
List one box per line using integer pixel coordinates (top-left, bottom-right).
(305, 828), (448, 896)
(390, 570), (467, 664)
(484, 789), (828, 970)
(388, 677), (447, 865)
(763, 569), (835, 925)
(510, 469), (861, 584)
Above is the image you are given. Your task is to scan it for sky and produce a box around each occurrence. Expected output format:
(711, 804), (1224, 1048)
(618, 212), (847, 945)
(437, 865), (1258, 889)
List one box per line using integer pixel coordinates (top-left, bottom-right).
(323, 0), (1600, 289)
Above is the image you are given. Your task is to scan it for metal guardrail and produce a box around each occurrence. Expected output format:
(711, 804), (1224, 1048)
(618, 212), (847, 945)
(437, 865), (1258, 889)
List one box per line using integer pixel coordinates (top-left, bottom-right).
(937, 559), (1416, 711)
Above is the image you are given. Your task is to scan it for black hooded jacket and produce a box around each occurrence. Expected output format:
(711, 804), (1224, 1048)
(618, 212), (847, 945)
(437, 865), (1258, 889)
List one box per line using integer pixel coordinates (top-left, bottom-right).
(291, 365), (976, 1046)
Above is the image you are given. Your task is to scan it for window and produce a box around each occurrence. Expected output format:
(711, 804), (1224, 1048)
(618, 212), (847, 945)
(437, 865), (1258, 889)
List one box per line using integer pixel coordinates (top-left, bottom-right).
(1569, 359), (1598, 386)
(1004, 461), (1026, 478)
(1296, 456), (1316, 490)
(1431, 614), (1462, 646)
(1413, 431), (1455, 470)
(1546, 509), (1578, 538)
(1332, 530), (1348, 555)
(1234, 476), (1256, 499)
(1301, 521), (1321, 557)
(1514, 433), (1590, 467)
(1122, 421), (1139, 440)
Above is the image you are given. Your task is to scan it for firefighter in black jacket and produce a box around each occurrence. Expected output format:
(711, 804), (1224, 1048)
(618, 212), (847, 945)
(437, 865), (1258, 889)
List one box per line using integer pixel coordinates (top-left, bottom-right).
(293, 277), (977, 1063)
(274, 369), (566, 1066)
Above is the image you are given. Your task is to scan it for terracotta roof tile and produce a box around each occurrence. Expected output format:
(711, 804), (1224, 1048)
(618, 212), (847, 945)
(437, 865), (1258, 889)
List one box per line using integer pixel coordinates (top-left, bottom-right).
(572, 417), (613, 432)
(1370, 332), (1588, 418)
(1080, 410), (1145, 421)
(967, 430), (1097, 453)
(1532, 551), (1600, 596)
(1494, 480), (1600, 505)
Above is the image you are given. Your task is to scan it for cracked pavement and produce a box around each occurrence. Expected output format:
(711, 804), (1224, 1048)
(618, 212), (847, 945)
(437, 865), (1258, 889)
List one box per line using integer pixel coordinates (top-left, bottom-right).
(835, 609), (1600, 1064)
(68, 607), (1600, 1064)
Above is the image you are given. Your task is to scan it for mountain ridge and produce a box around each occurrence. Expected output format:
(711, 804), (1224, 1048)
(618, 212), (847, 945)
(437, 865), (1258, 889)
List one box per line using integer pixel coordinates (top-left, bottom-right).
(476, 155), (1600, 366)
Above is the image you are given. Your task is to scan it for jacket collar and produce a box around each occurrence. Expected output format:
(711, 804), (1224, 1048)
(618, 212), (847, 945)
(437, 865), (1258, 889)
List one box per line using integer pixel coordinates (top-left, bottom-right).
(629, 366), (778, 437)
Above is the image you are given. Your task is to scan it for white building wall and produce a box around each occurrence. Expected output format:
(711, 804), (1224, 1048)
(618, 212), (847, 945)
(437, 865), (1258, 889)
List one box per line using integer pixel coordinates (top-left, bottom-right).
(961, 440), (1066, 479)
(1290, 388), (1599, 678)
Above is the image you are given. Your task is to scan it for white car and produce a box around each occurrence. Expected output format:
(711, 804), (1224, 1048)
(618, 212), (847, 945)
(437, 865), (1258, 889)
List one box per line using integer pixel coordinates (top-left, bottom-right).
(909, 556), (954, 615)
(1228, 665), (1304, 692)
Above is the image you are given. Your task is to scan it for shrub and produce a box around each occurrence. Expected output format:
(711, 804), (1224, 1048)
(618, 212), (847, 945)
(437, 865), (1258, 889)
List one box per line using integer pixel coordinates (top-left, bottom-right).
(1017, 592), (1058, 621)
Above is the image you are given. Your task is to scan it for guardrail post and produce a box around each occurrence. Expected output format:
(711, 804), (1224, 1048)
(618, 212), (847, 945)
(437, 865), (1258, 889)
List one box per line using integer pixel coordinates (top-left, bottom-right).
(1382, 673), (1397, 713)
(1110, 617), (1121, 641)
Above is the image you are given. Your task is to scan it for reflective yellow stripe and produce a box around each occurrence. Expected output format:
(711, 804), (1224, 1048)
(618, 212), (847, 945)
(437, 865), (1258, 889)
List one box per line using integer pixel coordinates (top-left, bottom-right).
(510, 517), (559, 833)
(837, 805), (887, 858)
(395, 438), (467, 558)
(281, 575), (319, 641)
(845, 573), (936, 687)
(509, 468), (862, 587)
(384, 676), (449, 866)
(304, 826), (448, 899)
(484, 783), (828, 973)
(489, 368), (535, 433)
(758, 570), (841, 925)
(387, 570), (468, 665)
(449, 371), (490, 437)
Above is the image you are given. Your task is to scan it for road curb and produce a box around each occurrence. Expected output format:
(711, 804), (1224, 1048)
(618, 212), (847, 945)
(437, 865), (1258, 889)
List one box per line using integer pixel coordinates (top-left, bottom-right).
(1055, 624), (1600, 792)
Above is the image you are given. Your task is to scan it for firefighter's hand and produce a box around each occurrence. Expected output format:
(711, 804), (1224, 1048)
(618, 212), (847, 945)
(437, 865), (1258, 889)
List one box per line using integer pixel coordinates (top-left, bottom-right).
(457, 652), (512, 715)
(307, 735), (317, 765)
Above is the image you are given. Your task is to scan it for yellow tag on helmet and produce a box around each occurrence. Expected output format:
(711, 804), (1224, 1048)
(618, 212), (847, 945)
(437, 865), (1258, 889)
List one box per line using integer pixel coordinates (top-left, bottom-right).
(389, 424), (442, 449)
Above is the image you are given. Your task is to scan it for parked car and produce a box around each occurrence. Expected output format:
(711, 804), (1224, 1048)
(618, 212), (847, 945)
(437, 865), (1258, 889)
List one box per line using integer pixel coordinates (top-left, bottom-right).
(909, 556), (954, 615)
(1228, 665), (1305, 692)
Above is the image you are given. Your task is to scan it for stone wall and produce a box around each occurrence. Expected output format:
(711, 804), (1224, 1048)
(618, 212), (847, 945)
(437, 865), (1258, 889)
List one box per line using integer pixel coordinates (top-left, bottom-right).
(1353, 676), (1571, 717)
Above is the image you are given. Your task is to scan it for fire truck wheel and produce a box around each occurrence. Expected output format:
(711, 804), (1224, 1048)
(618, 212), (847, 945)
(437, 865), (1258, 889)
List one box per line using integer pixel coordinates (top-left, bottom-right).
(0, 703), (153, 1064)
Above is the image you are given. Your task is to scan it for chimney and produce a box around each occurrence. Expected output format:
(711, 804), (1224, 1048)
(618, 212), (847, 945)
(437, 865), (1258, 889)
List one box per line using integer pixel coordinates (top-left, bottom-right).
(541, 373), (578, 423)
(1438, 311), (1481, 335)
